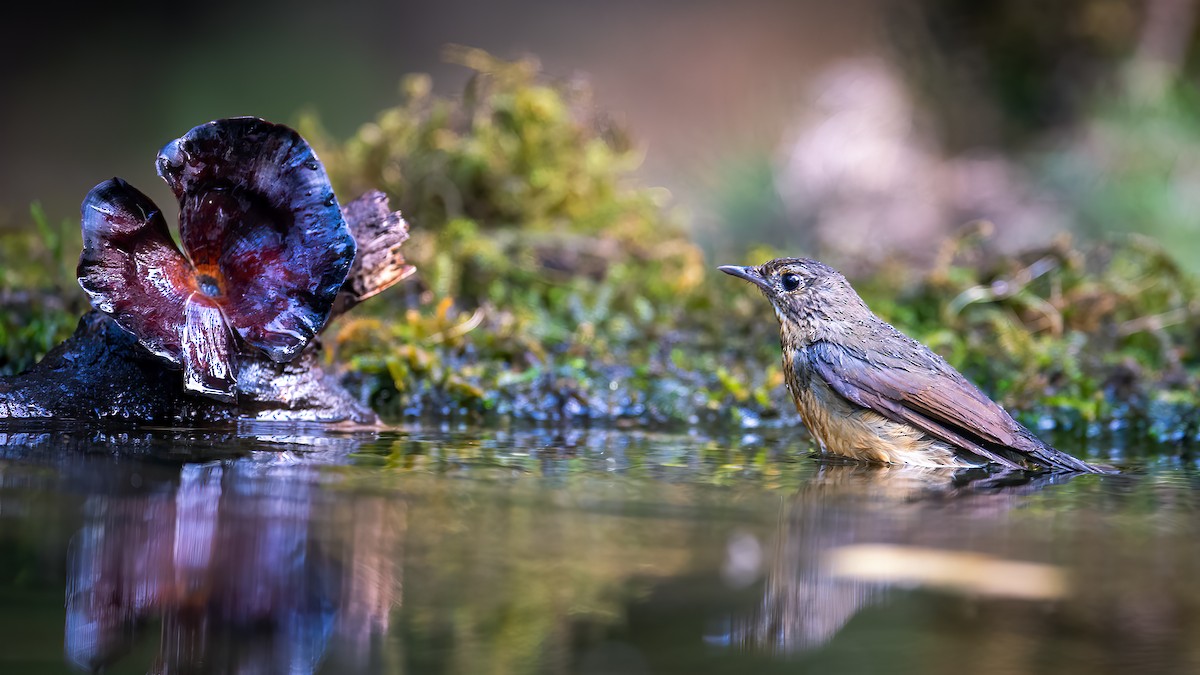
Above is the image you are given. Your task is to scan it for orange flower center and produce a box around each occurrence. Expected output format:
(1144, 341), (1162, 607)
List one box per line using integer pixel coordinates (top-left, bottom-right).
(194, 268), (224, 299)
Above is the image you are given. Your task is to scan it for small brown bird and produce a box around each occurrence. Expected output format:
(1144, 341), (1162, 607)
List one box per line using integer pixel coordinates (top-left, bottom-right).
(720, 257), (1102, 472)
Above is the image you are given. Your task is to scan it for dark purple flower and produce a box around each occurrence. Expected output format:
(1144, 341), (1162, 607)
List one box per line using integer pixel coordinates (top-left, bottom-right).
(77, 118), (357, 401)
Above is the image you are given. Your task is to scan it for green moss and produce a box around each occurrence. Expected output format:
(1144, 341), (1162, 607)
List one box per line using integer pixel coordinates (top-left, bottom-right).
(297, 50), (1200, 428)
(298, 49), (1200, 428)
(302, 47), (724, 422)
(0, 204), (82, 377)
(865, 232), (1200, 424)
(1, 48), (1197, 432)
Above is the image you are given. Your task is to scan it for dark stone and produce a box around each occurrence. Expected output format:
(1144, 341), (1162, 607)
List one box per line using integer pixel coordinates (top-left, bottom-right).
(0, 311), (377, 424)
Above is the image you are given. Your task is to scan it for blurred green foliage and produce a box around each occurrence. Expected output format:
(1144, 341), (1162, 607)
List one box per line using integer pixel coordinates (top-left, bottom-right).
(297, 48), (1198, 432)
(863, 226), (1199, 430)
(1040, 83), (1200, 275)
(300, 47), (734, 423)
(0, 204), (82, 377)
(0, 48), (1197, 437)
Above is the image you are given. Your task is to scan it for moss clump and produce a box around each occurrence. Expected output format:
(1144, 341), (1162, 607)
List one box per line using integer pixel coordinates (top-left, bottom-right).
(305, 46), (704, 317)
(1, 48), (1197, 435)
(297, 49), (1199, 431)
(859, 227), (1200, 429)
(301, 47), (723, 422)
(0, 204), (82, 377)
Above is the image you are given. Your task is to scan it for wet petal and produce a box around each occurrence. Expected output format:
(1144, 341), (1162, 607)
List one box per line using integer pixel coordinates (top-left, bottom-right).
(158, 117), (356, 362)
(182, 295), (236, 401)
(77, 178), (194, 364)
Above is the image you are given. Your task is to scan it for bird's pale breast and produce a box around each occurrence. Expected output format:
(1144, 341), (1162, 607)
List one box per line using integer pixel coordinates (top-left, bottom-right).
(787, 359), (974, 468)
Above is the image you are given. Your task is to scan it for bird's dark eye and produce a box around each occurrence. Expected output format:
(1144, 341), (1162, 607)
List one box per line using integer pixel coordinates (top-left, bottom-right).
(781, 272), (802, 291)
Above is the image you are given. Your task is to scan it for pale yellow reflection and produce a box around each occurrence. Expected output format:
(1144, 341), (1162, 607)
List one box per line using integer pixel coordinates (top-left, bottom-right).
(827, 544), (1066, 600)
(732, 463), (1083, 654)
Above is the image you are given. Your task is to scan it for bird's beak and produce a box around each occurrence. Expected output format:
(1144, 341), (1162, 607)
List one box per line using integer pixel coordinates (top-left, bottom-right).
(718, 265), (772, 293)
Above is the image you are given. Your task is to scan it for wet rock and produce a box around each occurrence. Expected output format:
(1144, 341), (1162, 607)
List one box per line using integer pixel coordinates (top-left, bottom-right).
(0, 311), (377, 424)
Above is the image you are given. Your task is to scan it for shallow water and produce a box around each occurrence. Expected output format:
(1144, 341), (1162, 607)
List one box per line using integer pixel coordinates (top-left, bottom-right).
(0, 421), (1194, 674)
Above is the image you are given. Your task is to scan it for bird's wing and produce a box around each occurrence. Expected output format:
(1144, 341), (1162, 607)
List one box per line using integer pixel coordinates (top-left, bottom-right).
(805, 337), (1095, 472)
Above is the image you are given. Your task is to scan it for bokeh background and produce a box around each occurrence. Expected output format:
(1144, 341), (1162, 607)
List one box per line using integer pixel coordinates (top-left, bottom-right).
(5, 0), (1197, 269)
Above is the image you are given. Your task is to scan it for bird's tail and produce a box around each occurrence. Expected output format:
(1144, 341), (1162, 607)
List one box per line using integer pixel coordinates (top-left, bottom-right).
(1013, 429), (1113, 474)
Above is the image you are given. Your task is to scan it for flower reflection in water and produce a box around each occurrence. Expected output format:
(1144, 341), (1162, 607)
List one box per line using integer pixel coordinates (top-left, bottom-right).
(64, 458), (401, 674)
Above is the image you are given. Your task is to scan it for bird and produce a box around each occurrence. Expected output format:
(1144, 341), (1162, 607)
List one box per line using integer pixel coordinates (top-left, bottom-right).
(719, 257), (1104, 473)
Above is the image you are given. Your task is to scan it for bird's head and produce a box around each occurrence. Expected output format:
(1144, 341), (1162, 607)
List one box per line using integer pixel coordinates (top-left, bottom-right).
(718, 257), (866, 331)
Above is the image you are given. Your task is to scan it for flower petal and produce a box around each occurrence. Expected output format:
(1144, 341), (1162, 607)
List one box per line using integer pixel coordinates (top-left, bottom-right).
(182, 295), (237, 401)
(157, 117), (356, 362)
(77, 178), (194, 364)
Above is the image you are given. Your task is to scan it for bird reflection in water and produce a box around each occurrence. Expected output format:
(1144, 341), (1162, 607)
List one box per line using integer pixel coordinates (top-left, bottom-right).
(725, 463), (1083, 654)
(64, 459), (402, 674)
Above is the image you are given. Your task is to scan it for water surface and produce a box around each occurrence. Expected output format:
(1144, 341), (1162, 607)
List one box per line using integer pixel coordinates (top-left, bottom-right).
(0, 422), (1192, 674)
